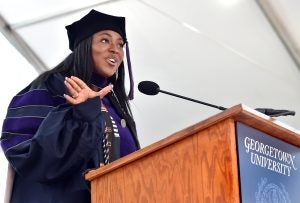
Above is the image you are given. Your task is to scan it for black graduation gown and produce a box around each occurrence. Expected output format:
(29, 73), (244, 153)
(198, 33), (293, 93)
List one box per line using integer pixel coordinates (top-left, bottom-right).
(1, 73), (105, 203)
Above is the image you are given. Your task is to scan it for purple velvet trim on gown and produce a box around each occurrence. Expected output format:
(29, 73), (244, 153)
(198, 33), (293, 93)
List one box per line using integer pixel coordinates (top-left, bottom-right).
(91, 74), (137, 157)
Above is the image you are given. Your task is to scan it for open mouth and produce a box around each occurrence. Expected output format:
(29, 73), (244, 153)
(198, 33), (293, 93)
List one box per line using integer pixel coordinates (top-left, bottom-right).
(107, 57), (118, 66)
(108, 58), (116, 63)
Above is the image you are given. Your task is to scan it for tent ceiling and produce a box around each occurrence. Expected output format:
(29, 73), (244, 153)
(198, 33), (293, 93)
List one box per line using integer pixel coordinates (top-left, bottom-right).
(1, 0), (300, 72)
(0, 0), (300, 146)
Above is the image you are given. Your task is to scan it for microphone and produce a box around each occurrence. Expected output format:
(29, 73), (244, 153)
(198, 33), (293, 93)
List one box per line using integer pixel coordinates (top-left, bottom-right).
(138, 81), (227, 111)
(138, 81), (296, 117)
(255, 108), (296, 117)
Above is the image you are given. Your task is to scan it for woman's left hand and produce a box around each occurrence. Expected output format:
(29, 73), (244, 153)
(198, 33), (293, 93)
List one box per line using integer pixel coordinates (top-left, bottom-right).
(63, 76), (112, 105)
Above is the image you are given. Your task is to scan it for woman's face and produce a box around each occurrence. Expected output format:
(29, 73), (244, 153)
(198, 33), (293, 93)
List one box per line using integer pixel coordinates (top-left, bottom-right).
(91, 30), (124, 77)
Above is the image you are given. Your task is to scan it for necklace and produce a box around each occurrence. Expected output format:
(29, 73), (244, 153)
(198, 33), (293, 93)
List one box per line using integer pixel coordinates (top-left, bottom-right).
(111, 89), (127, 128)
(92, 84), (127, 128)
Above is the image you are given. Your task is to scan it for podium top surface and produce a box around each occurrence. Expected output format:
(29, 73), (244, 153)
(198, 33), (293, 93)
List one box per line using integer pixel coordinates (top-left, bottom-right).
(85, 104), (300, 181)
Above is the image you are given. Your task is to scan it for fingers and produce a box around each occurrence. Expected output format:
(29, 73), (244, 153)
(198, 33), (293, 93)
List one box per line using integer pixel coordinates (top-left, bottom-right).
(63, 92), (83, 105)
(64, 76), (89, 105)
(69, 76), (88, 89)
(99, 84), (113, 98)
(65, 76), (83, 93)
(64, 78), (79, 99)
(64, 76), (113, 104)
(63, 93), (77, 104)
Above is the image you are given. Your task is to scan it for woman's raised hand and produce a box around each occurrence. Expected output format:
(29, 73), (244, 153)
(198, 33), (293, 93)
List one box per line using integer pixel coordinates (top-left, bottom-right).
(64, 76), (113, 105)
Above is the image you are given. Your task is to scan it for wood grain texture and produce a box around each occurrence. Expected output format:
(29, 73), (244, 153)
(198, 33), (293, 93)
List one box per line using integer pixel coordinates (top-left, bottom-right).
(86, 104), (300, 181)
(90, 119), (240, 203)
(86, 104), (300, 203)
(234, 105), (300, 147)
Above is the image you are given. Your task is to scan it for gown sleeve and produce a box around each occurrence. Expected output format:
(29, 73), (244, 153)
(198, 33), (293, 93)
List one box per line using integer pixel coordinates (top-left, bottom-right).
(1, 81), (103, 183)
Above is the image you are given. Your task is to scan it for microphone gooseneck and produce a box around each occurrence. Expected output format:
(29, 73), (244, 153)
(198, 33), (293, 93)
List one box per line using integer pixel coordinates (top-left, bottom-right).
(138, 80), (296, 117)
(138, 80), (227, 111)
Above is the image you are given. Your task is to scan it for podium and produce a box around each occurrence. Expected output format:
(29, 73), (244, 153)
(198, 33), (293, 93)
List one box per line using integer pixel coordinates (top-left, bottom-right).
(85, 104), (300, 203)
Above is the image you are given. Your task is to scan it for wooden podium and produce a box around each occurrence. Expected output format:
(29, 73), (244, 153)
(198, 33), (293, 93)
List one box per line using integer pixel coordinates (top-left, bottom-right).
(85, 104), (300, 203)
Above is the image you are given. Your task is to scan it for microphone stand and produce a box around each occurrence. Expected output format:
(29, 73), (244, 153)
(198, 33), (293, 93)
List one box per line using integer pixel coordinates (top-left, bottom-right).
(159, 89), (227, 111)
(268, 111), (296, 117)
(138, 80), (296, 117)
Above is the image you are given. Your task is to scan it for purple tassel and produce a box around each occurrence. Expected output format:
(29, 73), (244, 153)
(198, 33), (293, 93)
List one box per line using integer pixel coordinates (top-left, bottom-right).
(126, 42), (134, 100)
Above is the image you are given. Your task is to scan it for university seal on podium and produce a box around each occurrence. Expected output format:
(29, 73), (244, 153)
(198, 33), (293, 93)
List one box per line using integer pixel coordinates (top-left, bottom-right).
(255, 178), (291, 203)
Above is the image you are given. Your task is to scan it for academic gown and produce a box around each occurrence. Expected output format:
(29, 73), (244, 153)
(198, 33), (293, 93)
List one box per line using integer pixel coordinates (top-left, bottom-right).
(0, 73), (139, 203)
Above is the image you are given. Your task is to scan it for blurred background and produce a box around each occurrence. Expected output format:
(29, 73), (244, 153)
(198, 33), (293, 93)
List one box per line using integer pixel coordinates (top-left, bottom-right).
(1, 0), (300, 199)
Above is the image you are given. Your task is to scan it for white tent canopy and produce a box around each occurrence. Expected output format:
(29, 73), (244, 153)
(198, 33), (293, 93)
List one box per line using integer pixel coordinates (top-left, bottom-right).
(1, 0), (300, 199)
(1, 0), (300, 147)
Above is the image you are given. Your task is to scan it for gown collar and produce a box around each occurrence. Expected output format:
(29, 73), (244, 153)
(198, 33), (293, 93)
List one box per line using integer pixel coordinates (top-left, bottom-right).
(91, 73), (108, 88)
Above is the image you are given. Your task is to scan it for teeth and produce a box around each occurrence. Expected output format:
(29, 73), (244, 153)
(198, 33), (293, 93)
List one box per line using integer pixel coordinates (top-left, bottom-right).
(109, 58), (116, 63)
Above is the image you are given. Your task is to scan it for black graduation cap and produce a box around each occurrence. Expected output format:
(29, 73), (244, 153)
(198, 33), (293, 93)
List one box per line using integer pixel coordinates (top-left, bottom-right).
(66, 9), (127, 51)
(65, 9), (135, 100)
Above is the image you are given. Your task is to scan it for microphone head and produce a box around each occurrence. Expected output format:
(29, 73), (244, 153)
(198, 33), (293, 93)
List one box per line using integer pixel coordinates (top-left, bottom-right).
(138, 81), (160, 95)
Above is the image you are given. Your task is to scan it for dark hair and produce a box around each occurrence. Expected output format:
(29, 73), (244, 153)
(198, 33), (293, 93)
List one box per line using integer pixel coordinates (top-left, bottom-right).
(33, 36), (133, 117)
(34, 37), (93, 83)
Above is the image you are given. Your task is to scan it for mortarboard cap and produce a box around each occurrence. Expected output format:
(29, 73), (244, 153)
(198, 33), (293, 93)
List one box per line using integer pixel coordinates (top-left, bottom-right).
(66, 9), (127, 51)
(65, 9), (134, 100)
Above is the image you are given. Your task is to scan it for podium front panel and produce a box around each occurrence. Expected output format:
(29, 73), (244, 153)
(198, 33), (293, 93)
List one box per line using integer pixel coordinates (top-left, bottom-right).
(236, 122), (300, 203)
(87, 119), (240, 203)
